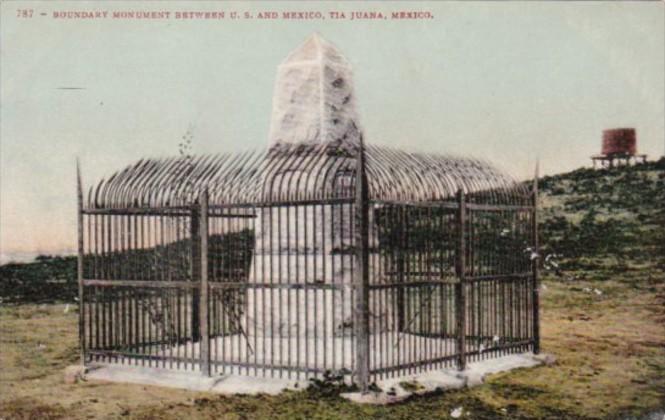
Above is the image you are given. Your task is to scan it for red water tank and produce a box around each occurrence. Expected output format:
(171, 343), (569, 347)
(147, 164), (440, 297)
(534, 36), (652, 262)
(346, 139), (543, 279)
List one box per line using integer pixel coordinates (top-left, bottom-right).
(602, 128), (636, 156)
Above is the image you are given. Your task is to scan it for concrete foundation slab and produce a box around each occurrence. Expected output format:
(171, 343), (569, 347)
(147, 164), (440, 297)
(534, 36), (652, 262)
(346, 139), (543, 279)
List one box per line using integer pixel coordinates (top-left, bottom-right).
(342, 352), (547, 404)
(85, 364), (307, 395)
(82, 352), (549, 402)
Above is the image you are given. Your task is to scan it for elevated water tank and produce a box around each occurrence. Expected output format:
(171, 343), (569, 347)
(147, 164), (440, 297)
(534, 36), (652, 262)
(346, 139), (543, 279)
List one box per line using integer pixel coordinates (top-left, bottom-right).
(602, 128), (636, 156)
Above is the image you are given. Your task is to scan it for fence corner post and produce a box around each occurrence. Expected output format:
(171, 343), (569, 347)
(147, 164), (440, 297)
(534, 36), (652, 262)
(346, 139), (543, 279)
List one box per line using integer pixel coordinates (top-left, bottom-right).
(77, 159), (86, 367)
(532, 164), (541, 355)
(456, 189), (467, 371)
(354, 141), (370, 393)
(199, 189), (211, 376)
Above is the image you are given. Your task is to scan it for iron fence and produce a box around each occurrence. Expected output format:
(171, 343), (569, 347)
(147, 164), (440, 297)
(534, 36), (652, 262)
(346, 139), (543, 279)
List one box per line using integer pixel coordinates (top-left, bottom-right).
(77, 142), (539, 391)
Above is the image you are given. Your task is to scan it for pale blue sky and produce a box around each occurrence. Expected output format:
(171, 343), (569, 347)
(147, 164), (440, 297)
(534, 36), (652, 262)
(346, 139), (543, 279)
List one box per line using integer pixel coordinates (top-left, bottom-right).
(1, 1), (663, 255)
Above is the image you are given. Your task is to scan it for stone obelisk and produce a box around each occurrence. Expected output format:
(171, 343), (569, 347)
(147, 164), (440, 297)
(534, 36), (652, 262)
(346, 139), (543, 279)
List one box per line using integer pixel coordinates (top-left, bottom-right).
(245, 34), (363, 339)
(268, 32), (361, 147)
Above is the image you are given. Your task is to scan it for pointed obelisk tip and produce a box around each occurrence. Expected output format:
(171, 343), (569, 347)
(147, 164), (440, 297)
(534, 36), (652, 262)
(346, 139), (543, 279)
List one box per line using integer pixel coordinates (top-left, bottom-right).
(281, 32), (348, 66)
(302, 32), (329, 48)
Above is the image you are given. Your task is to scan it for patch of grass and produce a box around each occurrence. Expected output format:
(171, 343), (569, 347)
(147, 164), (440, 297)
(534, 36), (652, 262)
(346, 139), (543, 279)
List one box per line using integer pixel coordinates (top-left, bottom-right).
(306, 370), (358, 399)
(0, 397), (66, 420)
(398, 381), (424, 392)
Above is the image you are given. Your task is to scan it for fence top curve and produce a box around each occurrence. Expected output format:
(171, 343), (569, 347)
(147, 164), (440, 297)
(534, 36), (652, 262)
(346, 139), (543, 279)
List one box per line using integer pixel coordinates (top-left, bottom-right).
(85, 143), (532, 209)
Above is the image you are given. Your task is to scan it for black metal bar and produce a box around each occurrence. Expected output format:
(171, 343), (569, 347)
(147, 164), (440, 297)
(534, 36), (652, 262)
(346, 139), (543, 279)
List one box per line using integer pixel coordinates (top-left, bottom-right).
(370, 354), (457, 376)
(200, 190), (211, 376)
(396, 215), (406, 333)
(354, 142), (370, 393)
(209, 361), (327, 375)
(456, 189), (467, 371)
(209, 282), (348, 290)
(369, 280), (462, 290)
(83, 279), (201, 288)
(465, 203), (534, 212)
(191, 208), (201, 341)
(532, 166), (540, 354)
(87, 350), (199, 364)
(77, 161), (85, 365)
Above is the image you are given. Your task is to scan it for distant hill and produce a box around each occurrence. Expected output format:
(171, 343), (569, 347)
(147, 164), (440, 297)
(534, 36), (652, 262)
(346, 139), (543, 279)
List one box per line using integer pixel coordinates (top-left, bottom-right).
(2, 158), (663, 303)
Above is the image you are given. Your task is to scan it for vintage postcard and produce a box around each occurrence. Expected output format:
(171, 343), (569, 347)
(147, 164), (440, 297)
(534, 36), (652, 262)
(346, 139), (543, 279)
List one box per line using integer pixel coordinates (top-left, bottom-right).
(1, 1), (663, 419)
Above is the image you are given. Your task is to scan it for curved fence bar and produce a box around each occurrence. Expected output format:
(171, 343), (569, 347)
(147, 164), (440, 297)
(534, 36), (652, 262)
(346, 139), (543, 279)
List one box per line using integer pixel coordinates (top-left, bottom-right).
(86, 143), (531, 210)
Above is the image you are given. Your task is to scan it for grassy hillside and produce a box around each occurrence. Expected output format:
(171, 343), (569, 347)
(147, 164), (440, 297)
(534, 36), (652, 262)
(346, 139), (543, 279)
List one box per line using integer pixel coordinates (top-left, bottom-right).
(538, 157), (665, 274)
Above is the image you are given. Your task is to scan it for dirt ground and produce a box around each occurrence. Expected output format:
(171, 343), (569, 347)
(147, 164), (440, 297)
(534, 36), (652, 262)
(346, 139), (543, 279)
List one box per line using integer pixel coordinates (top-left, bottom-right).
(1, 271), (664, 419)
